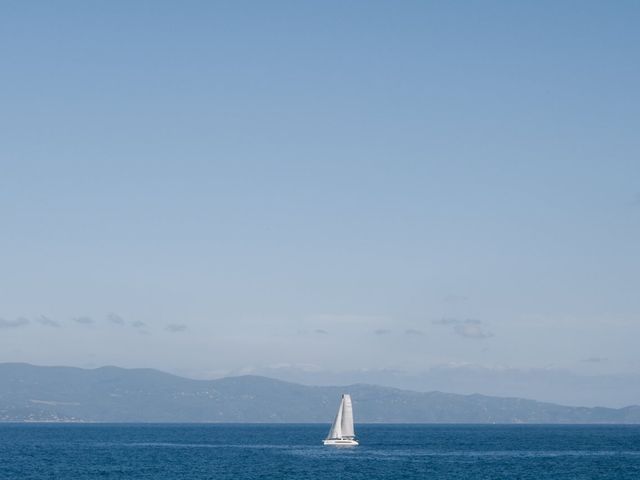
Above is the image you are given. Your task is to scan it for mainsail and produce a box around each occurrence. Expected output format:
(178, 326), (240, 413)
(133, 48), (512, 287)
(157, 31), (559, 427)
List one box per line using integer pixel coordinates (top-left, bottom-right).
(326, 394), (355, 440)
(340, 394), (355, 438)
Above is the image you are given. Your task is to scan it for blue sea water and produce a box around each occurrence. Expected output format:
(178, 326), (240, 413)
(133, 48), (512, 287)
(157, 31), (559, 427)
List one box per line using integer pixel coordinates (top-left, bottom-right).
(1, 424), (639, 479)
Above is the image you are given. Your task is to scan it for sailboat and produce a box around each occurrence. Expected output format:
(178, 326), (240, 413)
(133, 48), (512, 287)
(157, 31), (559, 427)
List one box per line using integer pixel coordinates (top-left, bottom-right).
(323, 394), (358, 446)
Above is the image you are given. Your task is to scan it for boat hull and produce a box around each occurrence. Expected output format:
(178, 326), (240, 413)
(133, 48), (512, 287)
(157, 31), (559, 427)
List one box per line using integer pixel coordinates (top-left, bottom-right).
(323, 438), (359, 446)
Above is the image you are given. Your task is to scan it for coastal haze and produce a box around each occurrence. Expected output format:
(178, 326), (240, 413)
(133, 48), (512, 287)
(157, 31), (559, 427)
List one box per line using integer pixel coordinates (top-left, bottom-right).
(2, 363), (639, 424)
(2, 1), (639, 413)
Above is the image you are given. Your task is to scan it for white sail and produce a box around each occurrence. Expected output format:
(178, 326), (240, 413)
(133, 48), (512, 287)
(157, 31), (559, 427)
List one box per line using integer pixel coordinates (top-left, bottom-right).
(340, 394), (355, 438)
(326, 397), (343, 439)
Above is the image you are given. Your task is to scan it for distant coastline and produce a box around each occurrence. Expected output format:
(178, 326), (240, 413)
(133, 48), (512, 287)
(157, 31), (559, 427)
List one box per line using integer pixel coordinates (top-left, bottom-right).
(1, 363), (639, 424)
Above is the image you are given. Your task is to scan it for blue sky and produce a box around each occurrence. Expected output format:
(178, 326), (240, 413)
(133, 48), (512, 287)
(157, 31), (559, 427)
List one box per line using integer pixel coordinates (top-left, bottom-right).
(1, 1), (639, 401)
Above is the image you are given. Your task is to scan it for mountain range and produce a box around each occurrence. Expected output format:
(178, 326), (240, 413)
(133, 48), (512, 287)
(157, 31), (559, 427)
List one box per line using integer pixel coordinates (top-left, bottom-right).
(1, 363), (638, 423)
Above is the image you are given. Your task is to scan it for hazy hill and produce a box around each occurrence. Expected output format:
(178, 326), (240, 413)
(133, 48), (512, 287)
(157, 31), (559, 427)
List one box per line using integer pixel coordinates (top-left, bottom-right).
(1, 363), (638, 423)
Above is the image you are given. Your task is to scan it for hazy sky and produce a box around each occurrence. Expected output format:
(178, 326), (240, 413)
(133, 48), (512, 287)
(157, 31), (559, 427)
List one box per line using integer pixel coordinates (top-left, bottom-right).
(1, 1), (639, 392)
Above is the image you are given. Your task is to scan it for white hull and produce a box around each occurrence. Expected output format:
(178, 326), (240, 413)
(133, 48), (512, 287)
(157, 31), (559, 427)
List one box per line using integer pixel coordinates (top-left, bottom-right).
(323, 438), (359, 446)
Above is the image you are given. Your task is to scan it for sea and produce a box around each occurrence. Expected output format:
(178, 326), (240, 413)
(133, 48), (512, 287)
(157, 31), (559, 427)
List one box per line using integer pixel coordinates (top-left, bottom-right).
(1, 424), (639, 479)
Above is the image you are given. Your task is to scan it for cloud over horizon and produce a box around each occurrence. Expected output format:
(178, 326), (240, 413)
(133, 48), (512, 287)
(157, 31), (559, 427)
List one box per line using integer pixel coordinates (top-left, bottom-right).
(454, 323), (493, 339)
(1, 313), (152, 331)
(35, 316), (60, 327)
(73, 316), (94, 325)
(433, 318), (493, 339)
(374, 329), (391, 335)
(405, 329), (423, 335)
(583, 356), (608, 363)
(0, 317), (30, 329)
(107, 313), (125, 326)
